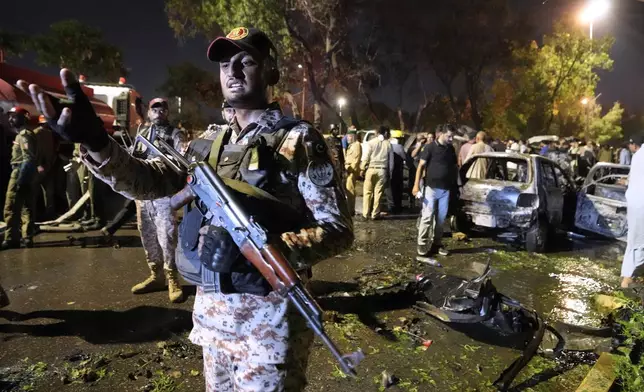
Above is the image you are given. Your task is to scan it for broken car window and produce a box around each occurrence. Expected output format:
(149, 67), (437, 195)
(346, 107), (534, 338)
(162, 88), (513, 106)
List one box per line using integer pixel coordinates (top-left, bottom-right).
(465, 157), (529, 183)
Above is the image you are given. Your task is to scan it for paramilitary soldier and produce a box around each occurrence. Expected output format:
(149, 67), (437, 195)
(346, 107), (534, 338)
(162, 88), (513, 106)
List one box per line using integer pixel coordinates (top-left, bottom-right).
(131, 98), (187, 303)
(3, 107), (38, 249)
(18, 26), (353, 391)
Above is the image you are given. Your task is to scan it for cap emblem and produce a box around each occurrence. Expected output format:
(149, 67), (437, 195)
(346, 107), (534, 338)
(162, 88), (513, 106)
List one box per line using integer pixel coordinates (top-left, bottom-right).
(227, 27), (249, 40)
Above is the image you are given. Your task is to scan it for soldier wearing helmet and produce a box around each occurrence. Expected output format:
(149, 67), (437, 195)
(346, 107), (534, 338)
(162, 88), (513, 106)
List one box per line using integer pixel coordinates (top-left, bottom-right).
(3, 107), (38, 249)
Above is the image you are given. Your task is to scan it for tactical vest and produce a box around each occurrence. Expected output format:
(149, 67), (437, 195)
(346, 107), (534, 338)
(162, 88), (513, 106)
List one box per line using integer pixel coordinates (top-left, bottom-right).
(176, 117), (306, 296)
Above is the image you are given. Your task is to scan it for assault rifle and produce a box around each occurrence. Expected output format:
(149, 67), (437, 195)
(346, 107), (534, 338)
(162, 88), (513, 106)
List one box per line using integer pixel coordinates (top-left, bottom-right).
(134, 135), (364, 377)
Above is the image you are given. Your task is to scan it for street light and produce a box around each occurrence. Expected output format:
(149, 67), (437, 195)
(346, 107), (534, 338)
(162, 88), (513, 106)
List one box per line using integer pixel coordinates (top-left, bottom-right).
(581, 97), (590, 105)
(337, 97), (346, 116)
(579, 0), (610, 39)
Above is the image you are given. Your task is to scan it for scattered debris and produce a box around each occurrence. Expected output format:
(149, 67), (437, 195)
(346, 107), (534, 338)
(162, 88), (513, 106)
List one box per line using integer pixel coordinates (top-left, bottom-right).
(381, 370), (399, 388)
(27, 285), (38, 290)
(416, 256), (442, 267)
(189, 369), (200, 377)
(452, 232), (468, 241)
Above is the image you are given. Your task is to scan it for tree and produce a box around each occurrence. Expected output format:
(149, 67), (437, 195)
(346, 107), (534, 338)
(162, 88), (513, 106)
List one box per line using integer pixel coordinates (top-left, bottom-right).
(158, 62), (222, 130)
(30, 20), (127, 81)
(0, 30), (29, 60)
(581, 102), (624, 144)
(484, 22), (615, 138)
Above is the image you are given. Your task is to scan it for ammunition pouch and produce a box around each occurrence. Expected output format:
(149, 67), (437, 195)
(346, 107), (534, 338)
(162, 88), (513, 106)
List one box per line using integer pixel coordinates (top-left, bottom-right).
(175, 116), (306, 295)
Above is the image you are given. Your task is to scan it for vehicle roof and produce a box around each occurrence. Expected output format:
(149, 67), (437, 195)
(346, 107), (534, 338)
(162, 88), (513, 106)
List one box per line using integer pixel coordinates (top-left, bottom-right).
(590, 162), (631, 170)
(467, 152), (531, 159)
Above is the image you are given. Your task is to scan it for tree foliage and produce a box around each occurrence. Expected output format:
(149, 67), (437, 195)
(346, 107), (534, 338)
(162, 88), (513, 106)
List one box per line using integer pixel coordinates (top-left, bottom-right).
(484, 23), (616, 140)
(582, 102), (624, 144)
(158, 62), (222, 130)
(30, 20), (127, 81)
(0, 29), (29, 59)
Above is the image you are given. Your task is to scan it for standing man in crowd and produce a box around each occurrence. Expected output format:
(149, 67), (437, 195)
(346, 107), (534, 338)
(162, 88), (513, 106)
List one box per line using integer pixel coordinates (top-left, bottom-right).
(344, 129), (361, 216)
(361, 126), (392, 220)
(3, 107), (37, 249)
(621, 136), (643, 289)
(131, 98), (187, 303)
(387, 131), (409, 214)
(0, 108), (15, 214)
(19, 26), (352, 390)
(619, 143), (632, 165)
(413, 127), (457, 257)
(458, 132), (475, 166)
(465, 131), (493, 179)
(598, 144), (613, 163)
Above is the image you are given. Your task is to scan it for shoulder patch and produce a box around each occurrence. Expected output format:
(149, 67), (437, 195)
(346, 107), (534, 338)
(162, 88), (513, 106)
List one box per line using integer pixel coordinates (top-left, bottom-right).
(306, 161), (334, 187)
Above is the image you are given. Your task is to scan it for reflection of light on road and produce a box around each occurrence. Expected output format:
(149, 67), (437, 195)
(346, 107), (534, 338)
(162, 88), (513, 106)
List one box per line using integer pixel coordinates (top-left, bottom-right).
(548, 273), (610, 327)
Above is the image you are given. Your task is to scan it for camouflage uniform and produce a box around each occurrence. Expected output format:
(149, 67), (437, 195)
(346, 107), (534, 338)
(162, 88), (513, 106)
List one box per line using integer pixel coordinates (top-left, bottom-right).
(3, 128), (37, 244)
(82, 106), (352, 391)
(132, 124), (187, 298)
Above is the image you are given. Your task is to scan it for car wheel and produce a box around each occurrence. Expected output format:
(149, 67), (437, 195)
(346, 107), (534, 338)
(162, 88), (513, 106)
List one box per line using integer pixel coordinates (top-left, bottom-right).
(525, 218), (549, 253)
(450, 214), (470, 233)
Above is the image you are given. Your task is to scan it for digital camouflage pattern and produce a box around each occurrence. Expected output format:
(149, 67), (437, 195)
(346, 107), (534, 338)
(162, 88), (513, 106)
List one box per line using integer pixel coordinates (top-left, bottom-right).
(134, 125), (186, 276)
(82, 105), (352, 390)
(136, 197), (177, 271)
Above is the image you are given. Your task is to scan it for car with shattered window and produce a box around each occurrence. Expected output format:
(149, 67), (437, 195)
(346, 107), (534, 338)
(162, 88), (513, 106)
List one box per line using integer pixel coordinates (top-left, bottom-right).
(454, 152), (577, 252)
(574, 163), (629, 241)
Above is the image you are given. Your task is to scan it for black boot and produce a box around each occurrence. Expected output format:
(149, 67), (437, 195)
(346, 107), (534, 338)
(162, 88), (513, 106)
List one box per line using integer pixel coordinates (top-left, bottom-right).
(1, 240), (21, 250)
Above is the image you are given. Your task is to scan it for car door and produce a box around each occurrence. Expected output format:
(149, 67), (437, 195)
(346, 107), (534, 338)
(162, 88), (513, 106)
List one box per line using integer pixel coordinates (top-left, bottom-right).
(553, 164), (577, 228)
(574, 164), (629, 240)
(539, 160), (564, 226)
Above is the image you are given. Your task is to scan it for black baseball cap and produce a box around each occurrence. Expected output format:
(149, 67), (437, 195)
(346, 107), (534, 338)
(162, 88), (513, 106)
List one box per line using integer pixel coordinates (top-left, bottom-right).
(207, 27), (276, 62)
(149, 97), (168, 109)
(629, 135), (644, 146)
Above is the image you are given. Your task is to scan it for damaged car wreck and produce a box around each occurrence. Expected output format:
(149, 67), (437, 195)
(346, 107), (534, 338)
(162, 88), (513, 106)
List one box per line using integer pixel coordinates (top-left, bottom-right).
(454, 153), (577, 252)
(575, 163), (630, 241)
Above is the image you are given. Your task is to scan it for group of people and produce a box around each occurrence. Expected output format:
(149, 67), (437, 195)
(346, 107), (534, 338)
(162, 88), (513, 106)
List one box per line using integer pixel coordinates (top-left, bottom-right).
(1, 20), (644, 391)
(2, 26), (354, 391)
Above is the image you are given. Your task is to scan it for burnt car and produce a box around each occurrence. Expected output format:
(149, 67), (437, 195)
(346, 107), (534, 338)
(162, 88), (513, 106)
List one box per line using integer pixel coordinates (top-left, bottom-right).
(574, 163), (629, 241)
(455, 152), (577, 252)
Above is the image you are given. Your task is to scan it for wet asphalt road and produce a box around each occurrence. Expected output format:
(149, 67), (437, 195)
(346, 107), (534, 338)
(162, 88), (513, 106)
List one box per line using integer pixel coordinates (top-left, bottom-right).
(0, 218), (626, 392)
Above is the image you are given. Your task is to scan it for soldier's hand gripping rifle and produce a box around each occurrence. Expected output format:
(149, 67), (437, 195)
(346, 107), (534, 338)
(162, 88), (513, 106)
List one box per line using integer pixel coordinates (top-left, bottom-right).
(134, 135), (364, 377)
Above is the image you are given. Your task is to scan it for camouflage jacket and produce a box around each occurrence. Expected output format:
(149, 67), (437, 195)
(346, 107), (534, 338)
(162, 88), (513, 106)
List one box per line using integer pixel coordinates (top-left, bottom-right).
(81, 106), (353, 266)
(82, 106), (352, 362)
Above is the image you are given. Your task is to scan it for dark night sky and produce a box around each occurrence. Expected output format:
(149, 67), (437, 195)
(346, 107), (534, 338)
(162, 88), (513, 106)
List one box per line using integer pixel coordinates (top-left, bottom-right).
(2, 0), (644, 113)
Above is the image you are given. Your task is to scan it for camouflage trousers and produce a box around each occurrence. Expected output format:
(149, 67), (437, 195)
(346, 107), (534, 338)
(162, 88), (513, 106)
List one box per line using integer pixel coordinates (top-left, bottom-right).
(191, 287), (313, 392)
(136, 198), (177, 271)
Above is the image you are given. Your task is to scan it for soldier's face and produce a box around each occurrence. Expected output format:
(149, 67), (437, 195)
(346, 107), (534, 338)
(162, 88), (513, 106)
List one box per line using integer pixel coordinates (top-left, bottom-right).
(148, 106), (168, 125)
(220, 51), (267, 108)
(8, 114), (23, 129)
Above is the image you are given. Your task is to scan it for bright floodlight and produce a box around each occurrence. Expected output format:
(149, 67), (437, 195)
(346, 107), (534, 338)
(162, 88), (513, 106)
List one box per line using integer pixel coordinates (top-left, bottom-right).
(581, 97), (590, 105)
(337, 97), (347, 108)
(580, 0), (610, 23)
(298, 64), (303, 69)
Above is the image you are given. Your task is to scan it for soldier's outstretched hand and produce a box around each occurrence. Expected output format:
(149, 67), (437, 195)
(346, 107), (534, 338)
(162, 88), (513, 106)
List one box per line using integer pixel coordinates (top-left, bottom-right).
(16, 69), (109, 152)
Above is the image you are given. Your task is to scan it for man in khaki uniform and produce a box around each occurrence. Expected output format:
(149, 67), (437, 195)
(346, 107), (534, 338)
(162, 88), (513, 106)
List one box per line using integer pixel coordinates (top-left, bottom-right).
(3, 107), (37, 249)
(360, 126), (392, 220)
(344, 129), (361, 216)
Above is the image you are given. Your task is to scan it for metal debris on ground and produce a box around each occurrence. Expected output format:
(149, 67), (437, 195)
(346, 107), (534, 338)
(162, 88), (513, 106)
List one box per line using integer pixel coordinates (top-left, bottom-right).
(381, 370), (399, 388)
